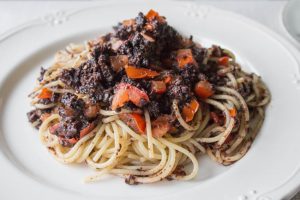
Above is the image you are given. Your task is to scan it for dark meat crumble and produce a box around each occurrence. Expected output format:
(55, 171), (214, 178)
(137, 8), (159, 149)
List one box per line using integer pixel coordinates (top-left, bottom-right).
(27, 10), (240, 147)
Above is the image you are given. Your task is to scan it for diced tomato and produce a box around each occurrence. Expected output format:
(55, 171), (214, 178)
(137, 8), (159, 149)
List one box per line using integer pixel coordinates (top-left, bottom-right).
(194, 80), (214, 99)
(146, 9), (159, 21)
(176, 49), (196, 68)
(145, 9), (165, 23)
(151, 81), (166, 94)
(40, 113), (51, 122)
(49, 123), (60, 135)
(38, 88), (53, 99)
(218, 56), (229, 65)
(229, 108), (237, 118)
(128, 85), (150, 107)
(68, 138), (78, 144)
(151, 115), (173, 137)
(182, 99), (200, 122)
(84, 104), (99, 118)
(111, 83), (149, 110)
(125, 65), (159, 79)
(80, 123), (95, 138)
(120, 113), (146, 134)
(111, 86), (129, 110)
(163, 75), (172, 84)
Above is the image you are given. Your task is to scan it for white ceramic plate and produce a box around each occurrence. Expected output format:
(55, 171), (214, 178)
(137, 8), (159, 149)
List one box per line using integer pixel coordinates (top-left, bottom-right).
(1, 1), (300, 200)
(282, 0), (300, 44)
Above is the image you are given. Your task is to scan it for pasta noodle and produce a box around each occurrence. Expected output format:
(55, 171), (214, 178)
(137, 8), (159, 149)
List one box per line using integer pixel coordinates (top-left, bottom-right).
(27, 10), (270, 185)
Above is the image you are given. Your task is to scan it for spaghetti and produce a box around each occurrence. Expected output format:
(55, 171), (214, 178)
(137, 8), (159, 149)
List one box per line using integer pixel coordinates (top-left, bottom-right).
(27, 10), (270, 184)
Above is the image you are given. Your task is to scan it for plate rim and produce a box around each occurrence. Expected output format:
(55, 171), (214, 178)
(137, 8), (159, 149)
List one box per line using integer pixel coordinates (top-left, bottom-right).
(0, 1), (300, 199)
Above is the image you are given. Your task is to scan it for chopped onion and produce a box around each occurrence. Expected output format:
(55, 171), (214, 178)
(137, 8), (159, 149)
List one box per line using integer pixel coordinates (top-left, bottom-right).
(110, 38), (123, 51)
(141, 33), (155, 42)
(110, 55), (128, 72)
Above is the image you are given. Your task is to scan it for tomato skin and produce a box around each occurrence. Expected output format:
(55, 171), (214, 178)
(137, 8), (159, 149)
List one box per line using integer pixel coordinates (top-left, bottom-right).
(66, 138), (78, 145)
(38, 88), (53, 99)
(151, 81), (167, 94)
(176, 49), (197, 68)
(163, 75), (172, 84)
(146, 9), (159, 21)
(182, 99), (200, 122)
(229, 108), (237, 117)
(111, 86), (129, 110)
(145, 9), (164, 22)
(111, 83), (149, 110)
(151, 115), (173, 137)
(125, 65), (159, 79)
(49, 123), (60, 135)
(218, 56), (229, 65)
(127, 85), (150, 107)
(120, 113), (146, 134)
(58, 137), (79, 146)
(194, 80), (214, 99)
(79, 123), (95, 138)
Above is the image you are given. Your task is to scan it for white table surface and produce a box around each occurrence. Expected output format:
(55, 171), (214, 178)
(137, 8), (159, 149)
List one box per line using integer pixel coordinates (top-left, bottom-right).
(0, 0), (299, 199)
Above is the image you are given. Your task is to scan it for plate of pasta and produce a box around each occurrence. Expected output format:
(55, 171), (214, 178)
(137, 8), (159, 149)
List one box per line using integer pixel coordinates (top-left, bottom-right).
(0, 1), (300, 200)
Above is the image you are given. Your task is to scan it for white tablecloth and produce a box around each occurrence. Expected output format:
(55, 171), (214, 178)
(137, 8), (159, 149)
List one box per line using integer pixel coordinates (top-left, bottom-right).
(0, 0), (299, 199)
